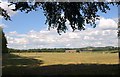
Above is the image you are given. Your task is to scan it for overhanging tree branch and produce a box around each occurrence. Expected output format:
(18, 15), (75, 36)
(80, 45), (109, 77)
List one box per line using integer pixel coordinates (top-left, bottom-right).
(0, 2), (120, 34)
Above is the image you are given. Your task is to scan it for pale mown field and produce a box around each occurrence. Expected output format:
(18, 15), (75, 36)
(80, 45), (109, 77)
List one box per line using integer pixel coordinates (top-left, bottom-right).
(11, 52), (119, 66)
(2, 52), (120, 75)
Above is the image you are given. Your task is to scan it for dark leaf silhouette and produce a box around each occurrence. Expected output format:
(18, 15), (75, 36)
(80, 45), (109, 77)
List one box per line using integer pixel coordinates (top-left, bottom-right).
(0, 2), (120, 34)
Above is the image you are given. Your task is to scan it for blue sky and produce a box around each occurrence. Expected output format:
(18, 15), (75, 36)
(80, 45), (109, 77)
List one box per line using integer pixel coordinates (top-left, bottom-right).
(97, 5), (118, 18)
(2, 8), (46, 33)
(0, 1), (119, 49)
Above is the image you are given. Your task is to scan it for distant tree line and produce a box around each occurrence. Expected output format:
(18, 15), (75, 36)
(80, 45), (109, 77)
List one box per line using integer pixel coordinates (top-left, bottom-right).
(80, 46), (118, 51)
(8, 48), (80, 53)
(8, 46), (118, 53)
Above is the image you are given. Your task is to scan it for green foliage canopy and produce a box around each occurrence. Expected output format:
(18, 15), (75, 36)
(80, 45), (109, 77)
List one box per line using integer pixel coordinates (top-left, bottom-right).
(0, 2), (120, 34)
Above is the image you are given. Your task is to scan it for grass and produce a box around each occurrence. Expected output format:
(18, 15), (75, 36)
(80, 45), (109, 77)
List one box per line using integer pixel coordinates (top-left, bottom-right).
(11, 52), (119, 65)
(2, 52), (120, 76)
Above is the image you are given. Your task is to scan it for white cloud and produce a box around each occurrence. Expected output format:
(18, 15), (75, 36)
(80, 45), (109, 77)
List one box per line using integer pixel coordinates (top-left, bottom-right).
(97, 17), (117, 30)
(9, 31), (17, 35)
(0, 0), (16, 17)
(68, 32), (80, 39)
(6, 17), (118, 49)
(0, 24), (7, 28)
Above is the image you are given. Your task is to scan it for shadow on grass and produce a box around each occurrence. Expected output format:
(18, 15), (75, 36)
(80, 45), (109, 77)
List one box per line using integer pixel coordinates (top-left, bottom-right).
(2, 53), (44, 67)
(2, 53), (44, 76)
(2, 53), (120, 77)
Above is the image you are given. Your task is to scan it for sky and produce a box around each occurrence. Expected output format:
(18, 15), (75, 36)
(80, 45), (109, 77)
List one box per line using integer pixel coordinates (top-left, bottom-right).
(0, 1), (119, 49)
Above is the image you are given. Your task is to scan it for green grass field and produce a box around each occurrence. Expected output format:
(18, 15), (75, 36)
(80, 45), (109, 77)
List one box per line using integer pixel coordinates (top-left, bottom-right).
(2, 52), (120, 76)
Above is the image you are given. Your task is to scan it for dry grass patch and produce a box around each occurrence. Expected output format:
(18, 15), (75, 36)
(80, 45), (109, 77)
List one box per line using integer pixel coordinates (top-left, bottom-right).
(11, 52), (119, 66)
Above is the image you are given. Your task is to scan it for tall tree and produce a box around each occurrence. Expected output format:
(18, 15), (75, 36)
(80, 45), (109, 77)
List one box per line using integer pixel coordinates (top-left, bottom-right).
(0, 27), (8, 53)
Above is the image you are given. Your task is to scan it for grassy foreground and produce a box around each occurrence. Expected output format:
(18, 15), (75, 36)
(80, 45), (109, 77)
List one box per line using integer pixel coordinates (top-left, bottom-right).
(2, 52), (120, 76)
(11, 52), (119, 65)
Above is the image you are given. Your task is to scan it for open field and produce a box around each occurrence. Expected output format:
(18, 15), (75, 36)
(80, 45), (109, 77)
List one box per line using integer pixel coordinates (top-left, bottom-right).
(11, 52), (119, 65)
(2, 52), (120, 76)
